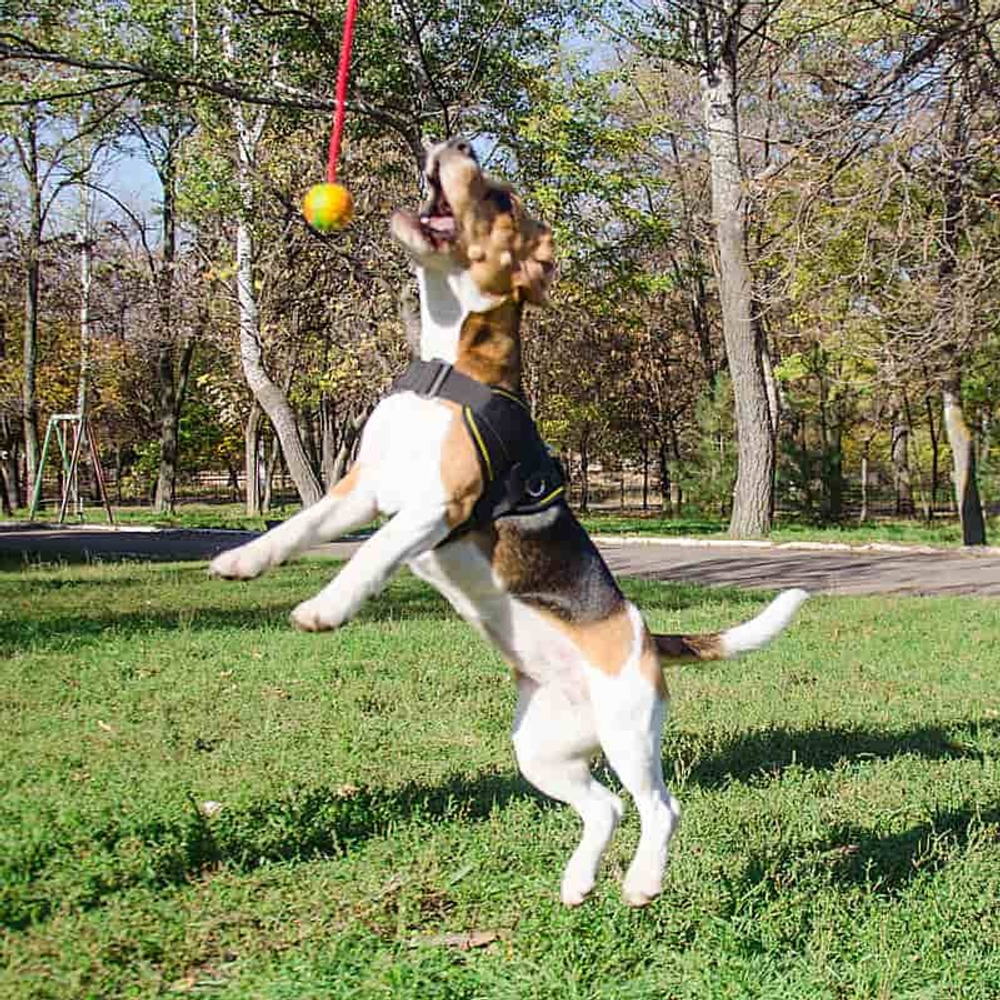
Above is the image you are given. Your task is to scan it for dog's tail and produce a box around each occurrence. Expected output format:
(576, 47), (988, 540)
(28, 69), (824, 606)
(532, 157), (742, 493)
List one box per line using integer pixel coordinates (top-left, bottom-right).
(653, 588), (809, 663)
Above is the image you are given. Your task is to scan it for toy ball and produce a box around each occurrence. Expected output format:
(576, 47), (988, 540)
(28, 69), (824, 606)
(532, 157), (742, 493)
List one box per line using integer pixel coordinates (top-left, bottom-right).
(303, 182), (353, 232)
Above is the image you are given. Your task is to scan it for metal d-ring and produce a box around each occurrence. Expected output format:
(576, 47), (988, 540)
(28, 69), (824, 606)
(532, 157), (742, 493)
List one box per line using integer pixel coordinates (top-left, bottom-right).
(525, 472), (547, 499)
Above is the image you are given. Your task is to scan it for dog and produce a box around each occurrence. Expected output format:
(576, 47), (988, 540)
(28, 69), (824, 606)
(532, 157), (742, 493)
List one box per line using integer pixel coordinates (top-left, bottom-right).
(209, 138), (808, 907)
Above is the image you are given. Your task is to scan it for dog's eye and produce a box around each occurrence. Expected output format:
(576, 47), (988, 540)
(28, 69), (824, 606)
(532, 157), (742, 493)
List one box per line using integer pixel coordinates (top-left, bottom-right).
(489, 189), (513, 212)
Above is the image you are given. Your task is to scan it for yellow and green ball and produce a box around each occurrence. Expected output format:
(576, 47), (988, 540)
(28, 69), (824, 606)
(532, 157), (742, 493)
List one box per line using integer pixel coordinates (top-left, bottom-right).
(303, 182), (353, 232)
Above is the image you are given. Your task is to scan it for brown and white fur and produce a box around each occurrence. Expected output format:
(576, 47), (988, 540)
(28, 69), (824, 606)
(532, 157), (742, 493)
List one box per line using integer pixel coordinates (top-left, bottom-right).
(209, 139), (808, 907)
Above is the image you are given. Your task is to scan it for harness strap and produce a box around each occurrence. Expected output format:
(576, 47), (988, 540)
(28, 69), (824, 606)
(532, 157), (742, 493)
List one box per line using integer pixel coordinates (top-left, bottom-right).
(389, 358), (566, 536)
(391, 359), (493, 411)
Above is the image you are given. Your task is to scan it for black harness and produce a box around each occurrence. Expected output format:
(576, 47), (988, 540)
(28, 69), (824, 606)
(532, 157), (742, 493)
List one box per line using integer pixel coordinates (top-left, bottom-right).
(390, 359), (566, 537)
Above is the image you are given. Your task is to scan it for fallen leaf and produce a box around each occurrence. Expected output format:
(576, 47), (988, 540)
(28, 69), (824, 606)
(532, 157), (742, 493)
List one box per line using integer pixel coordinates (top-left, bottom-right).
(97, 720), (114, 733)
(408, 930), (506, 951)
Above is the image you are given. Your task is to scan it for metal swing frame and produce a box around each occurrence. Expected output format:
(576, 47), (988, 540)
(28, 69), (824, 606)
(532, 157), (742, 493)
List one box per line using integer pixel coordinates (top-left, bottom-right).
(28, 412), (114, 524)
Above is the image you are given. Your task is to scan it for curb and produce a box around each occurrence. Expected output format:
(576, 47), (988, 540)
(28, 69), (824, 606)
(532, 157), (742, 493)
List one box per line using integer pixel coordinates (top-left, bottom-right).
(590, 535), (1000, 558)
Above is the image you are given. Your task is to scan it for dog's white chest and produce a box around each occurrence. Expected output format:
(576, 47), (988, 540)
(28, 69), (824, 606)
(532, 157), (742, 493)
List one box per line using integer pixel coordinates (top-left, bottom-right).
(357, 393), (454, 515)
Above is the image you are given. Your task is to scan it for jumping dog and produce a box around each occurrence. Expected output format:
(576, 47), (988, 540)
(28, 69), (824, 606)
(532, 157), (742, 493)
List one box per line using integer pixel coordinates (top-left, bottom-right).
(210, 138), (808, 906)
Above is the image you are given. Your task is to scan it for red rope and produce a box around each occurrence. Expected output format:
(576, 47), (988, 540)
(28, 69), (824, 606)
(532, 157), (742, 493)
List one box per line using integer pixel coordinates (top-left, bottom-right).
(326, 0), (359, 184)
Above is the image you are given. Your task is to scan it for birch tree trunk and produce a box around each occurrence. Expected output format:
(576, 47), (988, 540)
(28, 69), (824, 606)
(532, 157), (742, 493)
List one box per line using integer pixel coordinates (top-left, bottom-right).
(0, 313), (15, 512)
(224, 17), (322, 507)
(17, 113), (43, 502)
(696, 2), (774, 536)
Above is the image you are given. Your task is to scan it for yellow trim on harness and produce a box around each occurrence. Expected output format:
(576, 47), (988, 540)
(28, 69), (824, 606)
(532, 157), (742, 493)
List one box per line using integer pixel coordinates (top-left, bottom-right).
(464, 407), (494, 481)
(491, 387), (530, 411)
(534, 484), (566, 507)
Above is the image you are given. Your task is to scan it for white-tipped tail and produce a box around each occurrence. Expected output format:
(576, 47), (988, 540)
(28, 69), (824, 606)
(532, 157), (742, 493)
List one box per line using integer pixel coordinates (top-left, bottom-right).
(719, 588), (809, 657)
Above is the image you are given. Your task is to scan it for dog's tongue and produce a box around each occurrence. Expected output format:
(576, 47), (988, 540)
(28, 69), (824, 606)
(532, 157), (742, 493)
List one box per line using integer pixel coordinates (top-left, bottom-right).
(423, 215), (456, 236)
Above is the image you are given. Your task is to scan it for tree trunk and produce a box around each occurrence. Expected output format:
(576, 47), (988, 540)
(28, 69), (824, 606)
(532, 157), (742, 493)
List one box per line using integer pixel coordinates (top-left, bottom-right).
(936, 0), (986, 545)
(77, 180), (93, 418)
(943, 380), (986, 545)
(329, 409), (368, 488)
(262, 436), (282, 511)
(234, 205), (322, 508)
(925, 392), (940, 515)
(578, 432), (590, 513)
(0, 424), (18, 510)
(0, 309), (20, 508)
(245, 401), (263, 516)
(759, 320), (780, 520)
(859, 442), (870, 524)
(153, 128), (180, 513)
(669, 418), (683, 514)
(319, 394), (337, 486)
(225, 15), (322, 508)
(890, 402), (913, 516)
(699, 7), (774, 537)
(641, 437), (649, 512)
(21, 118), (42, 502)
(658, 439), (670, 513)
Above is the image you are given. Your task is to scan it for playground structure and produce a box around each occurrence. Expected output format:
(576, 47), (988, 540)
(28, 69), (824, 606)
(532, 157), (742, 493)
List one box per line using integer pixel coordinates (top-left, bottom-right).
(29, 412), (114, 524)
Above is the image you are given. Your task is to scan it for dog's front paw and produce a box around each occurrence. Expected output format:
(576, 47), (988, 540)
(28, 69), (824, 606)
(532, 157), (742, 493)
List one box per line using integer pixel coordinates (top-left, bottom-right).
(290, 598), (345, 633)
(209, 544), (271, 580)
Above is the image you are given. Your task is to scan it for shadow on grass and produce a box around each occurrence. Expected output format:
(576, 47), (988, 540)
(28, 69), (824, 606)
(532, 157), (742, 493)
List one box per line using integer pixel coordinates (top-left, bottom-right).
(8, 720), (997, 929)
(672, 720), (1000, 789)
(2, 559), (746, 656)
(2, 769), (544, 930)
(738, 803), (1000, 906)
(827, 803), (1000, 894)
(0, 575), (458, 657)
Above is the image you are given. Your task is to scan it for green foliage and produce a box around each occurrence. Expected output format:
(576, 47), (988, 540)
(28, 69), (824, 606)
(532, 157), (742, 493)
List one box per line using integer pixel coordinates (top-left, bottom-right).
(683, 375), (737, 517)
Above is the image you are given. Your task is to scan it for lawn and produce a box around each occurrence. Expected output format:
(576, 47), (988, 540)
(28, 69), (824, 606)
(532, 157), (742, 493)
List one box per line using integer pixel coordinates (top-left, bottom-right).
(13, 501), (1000, 549)
(2, 556), (1000, 999)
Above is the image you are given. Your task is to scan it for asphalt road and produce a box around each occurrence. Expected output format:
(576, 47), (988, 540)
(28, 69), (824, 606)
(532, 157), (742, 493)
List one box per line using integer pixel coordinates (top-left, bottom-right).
(3, 523), (1000, 596)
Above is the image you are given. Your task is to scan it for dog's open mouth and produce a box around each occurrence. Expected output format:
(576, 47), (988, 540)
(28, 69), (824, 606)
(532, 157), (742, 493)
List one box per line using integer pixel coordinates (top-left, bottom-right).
(418, 176), (458, 249)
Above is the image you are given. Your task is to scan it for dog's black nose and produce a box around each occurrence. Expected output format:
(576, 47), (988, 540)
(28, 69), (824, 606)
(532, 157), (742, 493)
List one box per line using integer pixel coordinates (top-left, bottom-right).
(450, 138), (477, 162)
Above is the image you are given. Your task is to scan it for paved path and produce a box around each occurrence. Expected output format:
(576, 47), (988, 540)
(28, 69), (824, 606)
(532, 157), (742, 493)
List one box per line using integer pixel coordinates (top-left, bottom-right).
(2, 524), (999, 596)
(595, 538), (1000, 597)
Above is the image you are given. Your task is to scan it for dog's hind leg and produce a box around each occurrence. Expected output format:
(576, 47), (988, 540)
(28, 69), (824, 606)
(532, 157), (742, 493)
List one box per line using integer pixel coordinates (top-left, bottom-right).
(589, 608), (681, 907)
(209, 465), (377, 580)
(596, 695), (680, 907)
(512, 676), (623, 906)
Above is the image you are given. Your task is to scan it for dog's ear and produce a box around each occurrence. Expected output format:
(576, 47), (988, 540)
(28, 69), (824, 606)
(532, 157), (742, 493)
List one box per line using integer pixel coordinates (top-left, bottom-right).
(513, 223), (555, 305)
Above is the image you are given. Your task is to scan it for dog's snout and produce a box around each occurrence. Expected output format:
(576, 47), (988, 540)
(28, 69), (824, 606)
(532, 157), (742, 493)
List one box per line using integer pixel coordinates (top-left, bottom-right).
(451, 139), (475, 161)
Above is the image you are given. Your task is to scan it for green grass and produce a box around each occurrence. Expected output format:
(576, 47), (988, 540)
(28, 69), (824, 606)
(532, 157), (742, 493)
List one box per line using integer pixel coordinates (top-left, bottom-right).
(9, 502), (294, 532)
(580, 512), (1000, 548)
(14, 502), (997, 548)
(3, 558), (1000, 998)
